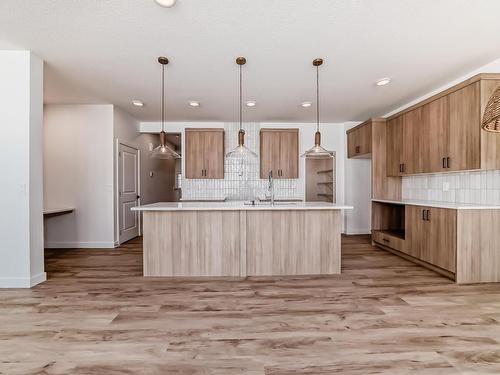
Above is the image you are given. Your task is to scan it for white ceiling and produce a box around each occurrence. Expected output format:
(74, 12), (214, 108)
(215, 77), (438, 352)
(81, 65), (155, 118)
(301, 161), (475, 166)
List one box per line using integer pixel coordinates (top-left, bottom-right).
(1, 0), (500, 122)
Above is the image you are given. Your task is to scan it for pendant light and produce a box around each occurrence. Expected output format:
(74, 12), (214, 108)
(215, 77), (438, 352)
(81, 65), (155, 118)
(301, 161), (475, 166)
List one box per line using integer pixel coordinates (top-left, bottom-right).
(301, 58), (333, 159)
(150, 56), (181, 159)
(482, 86), (500, 132)
(225, 56), (257, 160)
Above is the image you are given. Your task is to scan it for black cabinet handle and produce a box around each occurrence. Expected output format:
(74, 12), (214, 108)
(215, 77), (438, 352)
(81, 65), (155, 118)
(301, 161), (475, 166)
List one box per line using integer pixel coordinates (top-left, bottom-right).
(422, 209), (426, 221)
(446, 157), (450, 169)
(355, 146), (360, 153)
(402, 163), (405, 173)
(442, 157), (446, 169)
(426, 210), (431, 221)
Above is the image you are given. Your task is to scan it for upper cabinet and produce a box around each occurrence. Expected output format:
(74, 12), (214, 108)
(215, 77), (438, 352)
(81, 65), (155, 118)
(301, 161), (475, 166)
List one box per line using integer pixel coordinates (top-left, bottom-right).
(386, 74), (500, 176)
(346, 119), (402, 201)
(347, 122), (372, 158)
(260, 129), (298, 179)
(185, 128), (225, 179)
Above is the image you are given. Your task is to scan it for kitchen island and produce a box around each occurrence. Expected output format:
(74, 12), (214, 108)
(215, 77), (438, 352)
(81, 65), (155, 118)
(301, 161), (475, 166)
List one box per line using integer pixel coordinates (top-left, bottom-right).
(132, 202), (353, 277)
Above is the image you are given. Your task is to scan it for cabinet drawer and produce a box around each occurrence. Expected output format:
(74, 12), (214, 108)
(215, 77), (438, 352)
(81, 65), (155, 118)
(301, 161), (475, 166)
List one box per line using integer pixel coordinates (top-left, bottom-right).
(372, 230), (406, 252)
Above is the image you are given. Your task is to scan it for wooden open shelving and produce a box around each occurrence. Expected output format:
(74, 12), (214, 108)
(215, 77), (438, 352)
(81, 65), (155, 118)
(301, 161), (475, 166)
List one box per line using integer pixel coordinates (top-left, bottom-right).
(305, 154), (335, 203)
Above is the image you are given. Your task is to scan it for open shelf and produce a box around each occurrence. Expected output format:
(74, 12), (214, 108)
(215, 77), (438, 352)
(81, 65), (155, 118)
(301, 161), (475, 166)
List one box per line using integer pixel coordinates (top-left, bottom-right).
(372, 201), (406, 240)
(306, 156), (335, 203)
(317, 169), (333, 174)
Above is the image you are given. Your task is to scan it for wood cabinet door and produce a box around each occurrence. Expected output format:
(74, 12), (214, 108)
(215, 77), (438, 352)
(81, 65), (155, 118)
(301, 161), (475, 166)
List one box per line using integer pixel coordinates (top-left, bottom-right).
(279, 130), (299, 178)
(347, 129), (359, 158)
(260, 130), (281, 179)
(402, 108), (424, 174)
(405, 205), (427, 259)
(359, 123), (372, 155)
(426, 96), (450, 173)
(185, 130), (204, 179)
(426, 208), (456, 272)
(203, 130), (225, 179)
(448, 82), (481, 171)
(386, 117), (403, 176)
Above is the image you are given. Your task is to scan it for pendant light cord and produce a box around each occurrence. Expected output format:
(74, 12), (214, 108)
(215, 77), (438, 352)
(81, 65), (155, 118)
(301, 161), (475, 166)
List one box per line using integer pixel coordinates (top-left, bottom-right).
(161, 63), (165, 133)
(316, 65), (320, 133)
(239, 64), (242, 131)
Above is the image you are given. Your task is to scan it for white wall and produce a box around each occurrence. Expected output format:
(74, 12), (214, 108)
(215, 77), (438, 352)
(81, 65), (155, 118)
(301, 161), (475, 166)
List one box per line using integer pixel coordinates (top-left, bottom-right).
(343, 122), (371, 234)
(0, 51), (45, 287)
(43, 105), (115, 248)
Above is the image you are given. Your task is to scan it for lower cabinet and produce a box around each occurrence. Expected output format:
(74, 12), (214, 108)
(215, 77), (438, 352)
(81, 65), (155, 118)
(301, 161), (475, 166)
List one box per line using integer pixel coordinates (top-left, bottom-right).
(405, 206), (456, 273)
(373, 202), (500, 283)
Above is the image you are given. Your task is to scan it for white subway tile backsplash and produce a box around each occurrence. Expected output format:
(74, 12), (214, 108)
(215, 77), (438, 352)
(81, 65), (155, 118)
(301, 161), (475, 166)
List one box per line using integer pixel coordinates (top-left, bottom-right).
(402, 170), (500, 205)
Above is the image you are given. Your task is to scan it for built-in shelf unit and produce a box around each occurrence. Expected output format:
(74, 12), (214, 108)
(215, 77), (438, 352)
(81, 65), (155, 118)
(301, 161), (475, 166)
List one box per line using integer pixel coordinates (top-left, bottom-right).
(305, 154), (336, 202)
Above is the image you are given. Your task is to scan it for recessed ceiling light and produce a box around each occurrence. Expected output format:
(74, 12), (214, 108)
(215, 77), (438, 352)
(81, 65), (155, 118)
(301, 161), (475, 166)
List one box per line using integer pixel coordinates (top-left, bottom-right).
(131, 100), (144, 107)
(376, 78), (391, 86)
(188, 101), (200, 107)
(154, 0), (176, 8)
(245, 100), (256, 107)
(301, 101), (312, 108)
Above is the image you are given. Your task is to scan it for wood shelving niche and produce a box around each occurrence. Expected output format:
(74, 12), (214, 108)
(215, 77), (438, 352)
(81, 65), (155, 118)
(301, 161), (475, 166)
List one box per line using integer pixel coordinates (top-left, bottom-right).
(305, 155), (335, 202)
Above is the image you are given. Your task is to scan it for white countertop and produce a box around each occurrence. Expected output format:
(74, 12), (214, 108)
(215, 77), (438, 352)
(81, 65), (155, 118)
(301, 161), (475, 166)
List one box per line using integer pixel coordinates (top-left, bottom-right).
(372, 198), (500, 210)
(132, 201), (353, 211)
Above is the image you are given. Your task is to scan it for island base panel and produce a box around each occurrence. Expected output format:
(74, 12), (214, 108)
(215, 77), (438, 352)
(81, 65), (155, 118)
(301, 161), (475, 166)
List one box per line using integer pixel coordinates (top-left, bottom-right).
(143, 209), (342, 277)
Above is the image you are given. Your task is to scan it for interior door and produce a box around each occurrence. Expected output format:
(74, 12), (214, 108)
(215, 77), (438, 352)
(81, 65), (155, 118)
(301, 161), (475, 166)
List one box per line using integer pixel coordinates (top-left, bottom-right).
(279, 130), (299, 178)
(118, 143), (140, 244)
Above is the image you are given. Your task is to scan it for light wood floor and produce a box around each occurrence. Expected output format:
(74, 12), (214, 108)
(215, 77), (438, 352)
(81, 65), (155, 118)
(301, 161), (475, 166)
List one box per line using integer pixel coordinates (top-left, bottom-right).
(2, 235), (500, 374)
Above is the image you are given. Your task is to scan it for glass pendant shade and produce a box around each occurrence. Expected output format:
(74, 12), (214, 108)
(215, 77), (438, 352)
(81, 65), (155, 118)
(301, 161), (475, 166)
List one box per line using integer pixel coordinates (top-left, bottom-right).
(226, 129), (257, 159)
(150, 131), (180, 159)
(482, 86), (500, 133)
(226, 57), (257, 160)
(302, 58), (333, 159)
(150, 56), (180, 159)
(301, 131), (333, 159)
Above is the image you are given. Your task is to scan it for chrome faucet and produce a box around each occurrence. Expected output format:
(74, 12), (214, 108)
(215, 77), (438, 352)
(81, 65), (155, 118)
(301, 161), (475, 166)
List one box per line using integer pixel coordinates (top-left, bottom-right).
(268, 170), (275, 206)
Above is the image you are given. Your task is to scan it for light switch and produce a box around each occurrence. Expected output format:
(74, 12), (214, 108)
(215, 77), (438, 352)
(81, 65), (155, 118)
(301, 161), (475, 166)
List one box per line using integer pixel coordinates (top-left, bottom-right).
(442, 181), (450, 192)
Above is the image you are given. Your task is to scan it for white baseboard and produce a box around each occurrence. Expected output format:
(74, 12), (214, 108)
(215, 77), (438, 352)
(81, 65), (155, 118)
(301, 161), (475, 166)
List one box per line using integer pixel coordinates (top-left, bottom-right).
(45, 241), (116, 249)
(0, 272), (46, 288)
